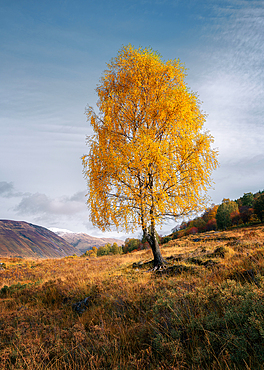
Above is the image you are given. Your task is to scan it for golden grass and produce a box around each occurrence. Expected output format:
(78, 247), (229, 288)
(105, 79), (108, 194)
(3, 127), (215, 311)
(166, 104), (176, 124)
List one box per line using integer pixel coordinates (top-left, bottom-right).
(0, 225), (264, 369)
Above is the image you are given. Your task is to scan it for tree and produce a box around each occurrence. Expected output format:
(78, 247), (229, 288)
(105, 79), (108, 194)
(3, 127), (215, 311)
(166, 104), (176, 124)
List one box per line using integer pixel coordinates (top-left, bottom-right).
(123, 238), (141, 254)
(189, 217), (206, 232)
(205, 218), (217, 231)
(82, 247), (97, 257)
(253, 193), (264, 222)
(240, 192), (254, 207)
(82, 45), (218, 268)
(97, 243), (112, 256)
(92, 246), (98, 256)
(216, 199), (239, 229)
(111, 242), (122, 255)
(239, 206), (254, 224)
(230, 209), (241, 226)
(202, 204), (219, 223)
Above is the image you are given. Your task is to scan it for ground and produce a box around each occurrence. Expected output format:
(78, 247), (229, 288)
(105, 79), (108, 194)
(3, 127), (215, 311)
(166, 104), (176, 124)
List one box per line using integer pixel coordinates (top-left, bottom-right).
(0, 225), (264, 369)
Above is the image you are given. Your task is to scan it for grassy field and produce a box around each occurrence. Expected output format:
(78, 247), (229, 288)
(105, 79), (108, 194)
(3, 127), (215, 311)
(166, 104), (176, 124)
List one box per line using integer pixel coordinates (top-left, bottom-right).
(0, 225), (264, 369)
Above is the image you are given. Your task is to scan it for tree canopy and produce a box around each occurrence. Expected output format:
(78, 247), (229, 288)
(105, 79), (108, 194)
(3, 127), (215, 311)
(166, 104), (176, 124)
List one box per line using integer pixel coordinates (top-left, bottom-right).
(254, 193), (264, 222)
(216, 199), (239, 230)
(82, 45), (218, 267)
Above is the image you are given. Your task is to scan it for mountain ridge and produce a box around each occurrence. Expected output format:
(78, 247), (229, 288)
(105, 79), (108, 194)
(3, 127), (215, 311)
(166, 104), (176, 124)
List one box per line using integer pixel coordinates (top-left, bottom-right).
(53, 230), (124, 254)
(0, 220), (77, 258)
(0, 220), (124, 258)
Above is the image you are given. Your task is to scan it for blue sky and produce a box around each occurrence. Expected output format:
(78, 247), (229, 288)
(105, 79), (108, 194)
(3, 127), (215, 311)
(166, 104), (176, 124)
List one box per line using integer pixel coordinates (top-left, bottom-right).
(1, 0), (264, 238)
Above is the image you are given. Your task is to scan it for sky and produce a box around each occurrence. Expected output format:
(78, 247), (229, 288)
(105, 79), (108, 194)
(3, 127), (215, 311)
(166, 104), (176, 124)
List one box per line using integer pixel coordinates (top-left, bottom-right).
(1, 0), (264, 239)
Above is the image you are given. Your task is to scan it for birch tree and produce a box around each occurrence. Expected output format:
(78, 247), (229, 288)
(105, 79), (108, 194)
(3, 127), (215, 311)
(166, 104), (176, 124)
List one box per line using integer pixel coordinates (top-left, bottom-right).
(82, 45), (218, 268)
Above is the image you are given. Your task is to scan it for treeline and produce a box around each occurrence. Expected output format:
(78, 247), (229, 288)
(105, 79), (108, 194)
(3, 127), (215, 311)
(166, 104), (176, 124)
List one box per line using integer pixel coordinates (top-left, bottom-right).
(81, 238), (149, 258)
(160, 190), (264, 243)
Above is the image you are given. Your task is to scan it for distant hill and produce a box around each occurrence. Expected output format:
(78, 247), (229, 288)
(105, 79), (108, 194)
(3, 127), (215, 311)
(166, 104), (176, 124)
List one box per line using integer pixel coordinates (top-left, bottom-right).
(52, 229), (124, 254)
(0, 220), (78, 258)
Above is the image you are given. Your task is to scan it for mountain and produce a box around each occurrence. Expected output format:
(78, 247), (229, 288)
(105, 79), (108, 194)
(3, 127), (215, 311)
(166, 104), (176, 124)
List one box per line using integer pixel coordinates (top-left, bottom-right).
(0, 220), (78, 258)
(52, 229), (124, 254)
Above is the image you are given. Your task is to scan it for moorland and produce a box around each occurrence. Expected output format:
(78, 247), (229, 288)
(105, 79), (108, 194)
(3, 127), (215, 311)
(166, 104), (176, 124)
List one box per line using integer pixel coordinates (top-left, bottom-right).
(0, 224), (264, 369)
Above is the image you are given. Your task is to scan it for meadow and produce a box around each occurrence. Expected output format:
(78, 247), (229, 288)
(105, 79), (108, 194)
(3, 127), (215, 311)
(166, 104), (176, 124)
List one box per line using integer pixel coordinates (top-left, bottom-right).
(0, 225), (264, 369)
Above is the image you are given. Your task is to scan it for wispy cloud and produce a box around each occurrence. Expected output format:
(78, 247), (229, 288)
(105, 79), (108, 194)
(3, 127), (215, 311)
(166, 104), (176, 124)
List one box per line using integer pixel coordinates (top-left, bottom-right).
(0, 181), (27, 198)
(15, 191), (87, 216)
(0, 181), (13, 197)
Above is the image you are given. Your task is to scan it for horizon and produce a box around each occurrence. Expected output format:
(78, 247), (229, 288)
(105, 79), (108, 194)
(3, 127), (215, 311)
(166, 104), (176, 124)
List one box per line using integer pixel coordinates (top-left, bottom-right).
(1, 0), (263, 238)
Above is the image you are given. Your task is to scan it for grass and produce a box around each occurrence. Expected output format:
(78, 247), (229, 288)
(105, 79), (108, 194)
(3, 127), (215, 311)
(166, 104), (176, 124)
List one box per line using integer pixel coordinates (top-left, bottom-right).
(0, 225), (264, 369)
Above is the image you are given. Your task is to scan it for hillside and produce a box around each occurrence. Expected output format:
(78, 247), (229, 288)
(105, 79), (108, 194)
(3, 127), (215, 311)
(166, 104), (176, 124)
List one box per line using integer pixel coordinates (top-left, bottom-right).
(53, 229), (124, 254)
(0, 224), (263, 369)
(0, 220), (78, 258)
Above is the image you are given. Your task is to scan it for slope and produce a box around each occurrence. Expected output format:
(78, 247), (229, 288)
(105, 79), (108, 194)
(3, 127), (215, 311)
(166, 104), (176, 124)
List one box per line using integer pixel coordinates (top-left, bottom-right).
(0, 220), (78, 258)
(53, 230), (124, 254)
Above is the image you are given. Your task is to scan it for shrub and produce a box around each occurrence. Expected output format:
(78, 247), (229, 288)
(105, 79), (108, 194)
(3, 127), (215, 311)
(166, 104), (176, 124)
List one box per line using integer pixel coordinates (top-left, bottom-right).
(152, 279), (264, 368)
(205, 218), (217, 231)
(160, 236), (172, 244)
(186, 226), (198, 235)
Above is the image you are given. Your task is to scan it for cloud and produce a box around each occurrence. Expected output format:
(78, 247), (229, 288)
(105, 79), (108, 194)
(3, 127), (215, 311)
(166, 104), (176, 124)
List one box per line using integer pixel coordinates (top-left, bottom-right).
(0, 181), (14, 197)
(0, 181), (90, 233)
(0, 181), (27, 198)
(15, 191), (87, 216)
(69, 191), (87, 202)
(208, 153), (264, 205)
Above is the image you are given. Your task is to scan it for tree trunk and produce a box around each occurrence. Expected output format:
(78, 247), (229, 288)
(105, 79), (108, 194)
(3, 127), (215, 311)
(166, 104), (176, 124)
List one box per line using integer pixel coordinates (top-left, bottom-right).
(148, 232), (166, 267)
(140, 172), (166, 268)
(143, 225), (166, 268)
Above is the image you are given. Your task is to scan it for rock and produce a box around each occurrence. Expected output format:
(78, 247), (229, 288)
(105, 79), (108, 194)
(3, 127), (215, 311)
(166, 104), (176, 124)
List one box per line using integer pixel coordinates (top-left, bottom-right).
(202, 259), (218, 267)
(0, 262), (6, 269)
(166, 255), (183, 262)
(155, 264), (196, 276)
(72, 297), (91, 315)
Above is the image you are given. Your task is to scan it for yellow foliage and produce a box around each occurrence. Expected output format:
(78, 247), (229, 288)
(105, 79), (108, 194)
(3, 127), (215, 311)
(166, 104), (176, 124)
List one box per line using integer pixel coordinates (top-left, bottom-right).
(83, 45), (218, 234)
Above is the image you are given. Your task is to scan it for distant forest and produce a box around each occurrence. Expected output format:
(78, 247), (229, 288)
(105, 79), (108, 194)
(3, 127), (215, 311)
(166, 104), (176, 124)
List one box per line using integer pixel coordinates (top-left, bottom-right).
(162, 189), (264, 243)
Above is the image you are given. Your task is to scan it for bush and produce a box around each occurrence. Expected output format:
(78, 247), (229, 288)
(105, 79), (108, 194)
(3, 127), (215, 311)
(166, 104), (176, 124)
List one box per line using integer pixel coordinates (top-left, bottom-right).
(160, 236), (172, 244)
(186, 226), (198, 235)
(152, 279), (264, 368)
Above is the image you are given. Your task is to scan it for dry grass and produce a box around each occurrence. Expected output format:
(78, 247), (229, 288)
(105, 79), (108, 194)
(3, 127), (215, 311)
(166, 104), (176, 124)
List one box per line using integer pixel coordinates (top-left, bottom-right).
(0, 225), (264, 369)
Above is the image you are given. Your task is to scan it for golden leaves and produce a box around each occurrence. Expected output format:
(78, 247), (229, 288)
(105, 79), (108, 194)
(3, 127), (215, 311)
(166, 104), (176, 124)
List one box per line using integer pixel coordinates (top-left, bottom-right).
(83, 45), (219, 232)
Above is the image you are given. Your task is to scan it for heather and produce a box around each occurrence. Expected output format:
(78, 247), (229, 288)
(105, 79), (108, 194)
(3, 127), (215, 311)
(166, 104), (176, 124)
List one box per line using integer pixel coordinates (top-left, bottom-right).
(0, 225), (264, 369)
